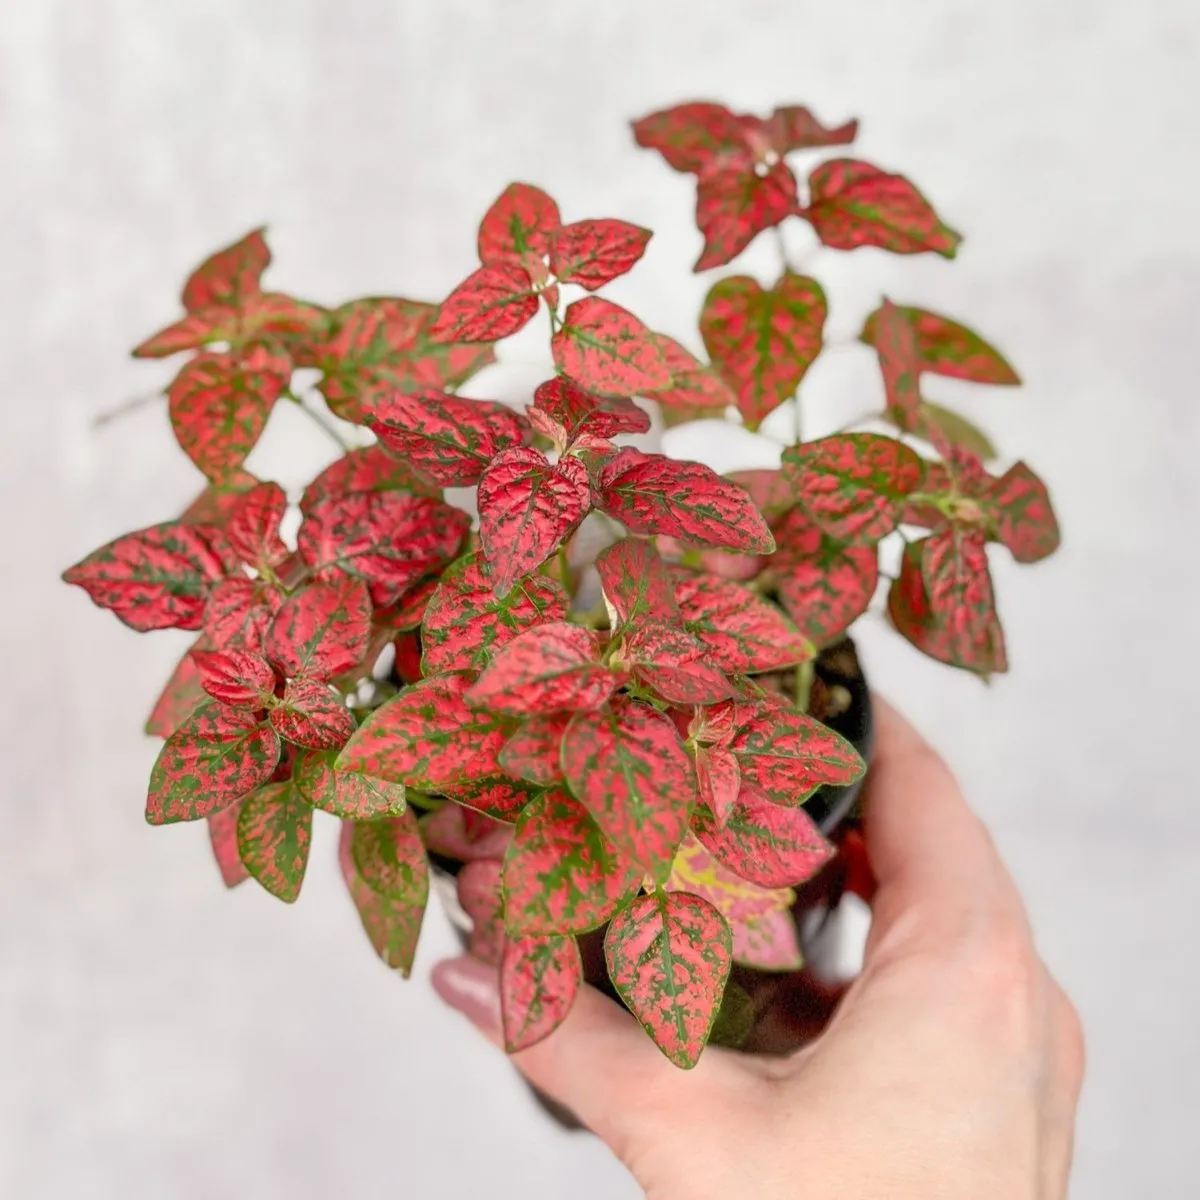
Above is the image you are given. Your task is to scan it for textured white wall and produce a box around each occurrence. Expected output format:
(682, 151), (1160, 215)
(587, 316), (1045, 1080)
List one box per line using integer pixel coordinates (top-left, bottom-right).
(2, 2), (1198, 1196)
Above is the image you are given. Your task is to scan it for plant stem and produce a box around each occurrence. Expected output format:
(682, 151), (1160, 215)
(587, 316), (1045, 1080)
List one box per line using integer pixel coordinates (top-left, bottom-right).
(286, 390), (352, 451)
(795, 658), (814, 713)
(557, 541), (572, 594)
(91, 391), (164, 428)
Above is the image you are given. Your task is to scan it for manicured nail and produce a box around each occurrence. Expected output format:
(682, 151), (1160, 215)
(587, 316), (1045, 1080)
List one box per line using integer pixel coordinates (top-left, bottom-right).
(431, 955), (502, 1036)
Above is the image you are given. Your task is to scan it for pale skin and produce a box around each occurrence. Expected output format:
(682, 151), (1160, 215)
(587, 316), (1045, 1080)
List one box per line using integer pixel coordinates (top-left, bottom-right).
(432, 697), (1085, 1199)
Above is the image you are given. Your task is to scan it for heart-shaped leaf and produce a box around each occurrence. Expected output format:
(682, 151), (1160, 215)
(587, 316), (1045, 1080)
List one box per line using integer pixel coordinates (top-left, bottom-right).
(986, 462), (1060, 564)
(429, 264), (538, 344)
(498, 714), (572, 787)
(860, 304), (1020, 386)
(604, 890), (732, 1068)
(595, 449), (775, 554)
(477, 183), (561, 265)
(700, 272), (827, 428)
(693, 160), (798, 271)
(631, 102), (748, 174)
(764, 106), (858, 153)
(500, 934), (583, 1052)
(365, 390), (529, 486)
(595, 537), (682, 629)
(300, 445), (439, 515)
(147, 702), (281, 824)
(782, 433), (924, 544)
(191, 648), (277, 708)
(531, 376), (651, 441)
(563, 697), (696, 884)
(180, 228), (270, 312)
(223, 482), (289, 572)
(803, 158), (961, 257)
(350, 808), (428, 904)
(623, 621), (733, 705)
(236, 780), (312, 903)
(501, 789), (642, 936)
(270, 676), (354, 749)
(203, 577), (284, 652)
(266, 579), (371, 680)
(548, 219), (652, 290)
(551, 298), (671, 395)
(294, 751), (406, 819)
(476, 448), (591, 596)
(467, 622), (618, 715)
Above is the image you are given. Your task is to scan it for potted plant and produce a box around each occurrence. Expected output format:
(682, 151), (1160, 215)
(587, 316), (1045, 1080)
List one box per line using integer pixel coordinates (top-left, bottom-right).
(63, 97), (1059, 1072)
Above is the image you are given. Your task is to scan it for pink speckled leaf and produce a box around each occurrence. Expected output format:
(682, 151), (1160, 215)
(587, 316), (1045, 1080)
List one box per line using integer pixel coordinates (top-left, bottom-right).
(203, 577), (284, 653)
(428, 264), (538, 344)
(986, 462), (1060, 564)
(595, 449), (775, 554)
(458, 858), (506, 966)
(266, 579), (371, 680)
(604, 890), (732, 1068)
(476, 448), (591, 597)
(642, 334), (738, 415)
(595, 537), (682, 629)
(180, 228), (270, 312)
(223, 482), (289, 572)
(623, 621), (733, 705)
(782, 433), (924, 544)
(350, 808), (427, 905)
(300, 445), (439, 516)
(236, 781), (312, 903)
(765, 106), (858, 153)
(693, 786), (833, 888)
(548, 219), (652, 291)
(421, 802), (512, 863)
(695, 745), (740, 827)
(145, 640), (209, 736)
(207, 801), (249, 887)
(672, 567), (813, 673)
(501, 788), (642, 936)
(531, 375), (651, 441)
(803, 159), (961, 257)
(63, 522), (231, 633)
(146, 702), (281, 825)
(631, 102), (747, 174)
(190, 648), (276, 708)
(442, 776), (539, 823)
(860, 304), (1021, 386)
(477, 183), (561, 266)
(551, 298), (671, 395)
(728, 702), (864, 806)
(870, 299), (921, 431)
(421, 551), (568, 676)
(498, 713), (572, 787)
(500, 934), (583, 1052)
(365, 390), (529, 487)
(135, 292), (327, 359)
(339, 822), (426, 975)
(700, 273), (827, 428)
(270, 676), (353, 749)
(772, 507), (880, 647)
(179, 468), (260, 525)
(693, 159), (798, 271)
(563, 697), (696, 885)
(337, 674), (509, 791)
(467, 622), (618, 716)
(920, 526), (1007, 676)
(294, 751), (406, 819)
(167, 345), (292, 482)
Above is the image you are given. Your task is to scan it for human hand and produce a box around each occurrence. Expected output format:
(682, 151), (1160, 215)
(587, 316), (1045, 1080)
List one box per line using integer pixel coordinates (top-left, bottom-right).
(432, 697), (1085, 1199)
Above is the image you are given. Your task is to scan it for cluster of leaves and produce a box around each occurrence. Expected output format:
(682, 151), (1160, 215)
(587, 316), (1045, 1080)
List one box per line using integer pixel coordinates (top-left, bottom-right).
(64, 98), (1059, 1069)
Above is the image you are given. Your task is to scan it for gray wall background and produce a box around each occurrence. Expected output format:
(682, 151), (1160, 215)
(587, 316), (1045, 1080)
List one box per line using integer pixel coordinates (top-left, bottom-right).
(2, 2), (1198, 1196)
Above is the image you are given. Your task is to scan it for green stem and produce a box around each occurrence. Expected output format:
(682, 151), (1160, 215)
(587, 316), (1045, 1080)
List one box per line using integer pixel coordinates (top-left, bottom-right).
(795, 658), (815, 713)
(91, 391), (164, 428)
(286, 390), (352, 451)
(557, 541), (572, 595)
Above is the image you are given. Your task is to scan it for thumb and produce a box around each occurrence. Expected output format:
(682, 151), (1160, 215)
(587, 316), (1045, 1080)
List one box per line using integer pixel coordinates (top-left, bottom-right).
(430, 954), (725, 1149)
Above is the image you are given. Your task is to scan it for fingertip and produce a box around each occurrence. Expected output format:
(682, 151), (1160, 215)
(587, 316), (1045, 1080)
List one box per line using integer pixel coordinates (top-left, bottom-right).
(431, 955), (503, 1045)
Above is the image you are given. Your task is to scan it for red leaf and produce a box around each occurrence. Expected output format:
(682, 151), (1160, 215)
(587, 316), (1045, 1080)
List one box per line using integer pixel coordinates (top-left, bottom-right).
(181, 228), (270, 312)
(266, 580), (371, 680)
(297, 490), (469, 606)
(498, 714), (572, 787)
(476, 448), (591, 596)
(551, 298), (671, 395)
(726, 468), (793, 522)
(803, 158), (961, 257)
(501, 788), (642, 936)
(337, 674), (510, 791)
(467, 622), (618, 715)
(235, 780), (311, 903)
(700, 272), (826, 427)
(563, 697), (696, 884)
(693, 786), (833, 888)
(641, 334), (738, 414)
(365, 390), (528, 486)
(531, 375), (651, 440)
(146, 702), (281, 824)
(728, 702), (865, 805)
(134, 293), (327, 360)
(695, 746), (740, 826)
(772, 507), (880, 647)
(595, 449), (775, 554)
(604, 890), (732, 1068)
(203, 577), (284, 652)
(622, 621), (733, 705)
(294, 751), (406, 819)
(308, 297), (495, 422)
(457, 859), (506, 965)
(167, 345), (291, 482)
(179, 468), (260, 525)
(986, 462), (1060, 564)
(339, 822), (426, 975)
(548, 219), (651, 291)
(421, 551), (568, 675)
(500, 934), (583, 1052)
(222, 482), (290, 572)
(869, 299), (922, 431)
(672, 568), (813, 673)
(420, 802), (512, 863)
(145, 640), (209, 736)
(63, 522), (231, 632)
(764, 106), (858, 153)
(300, 445), (439, 516)
(190, 648), (276, 708)
(920, 526), (1007, 675)
(782, 433), (924, 544)
(428, 264), (538, 344)
(631, 102), (748, 174)
(595, 537), (682, 629)
(477, 183), (561, 266)
(270, 676), (354, 749)
(693, 159), (798, 271)
(442, 776), (539, 823)
(860, 304), (1021, 387)
(207, 801), (249, 887)
(350, 809), (428, 905)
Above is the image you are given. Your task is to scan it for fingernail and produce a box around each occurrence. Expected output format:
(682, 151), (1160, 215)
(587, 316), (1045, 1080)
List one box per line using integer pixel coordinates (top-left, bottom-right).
(431, 955), (502, 1036)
